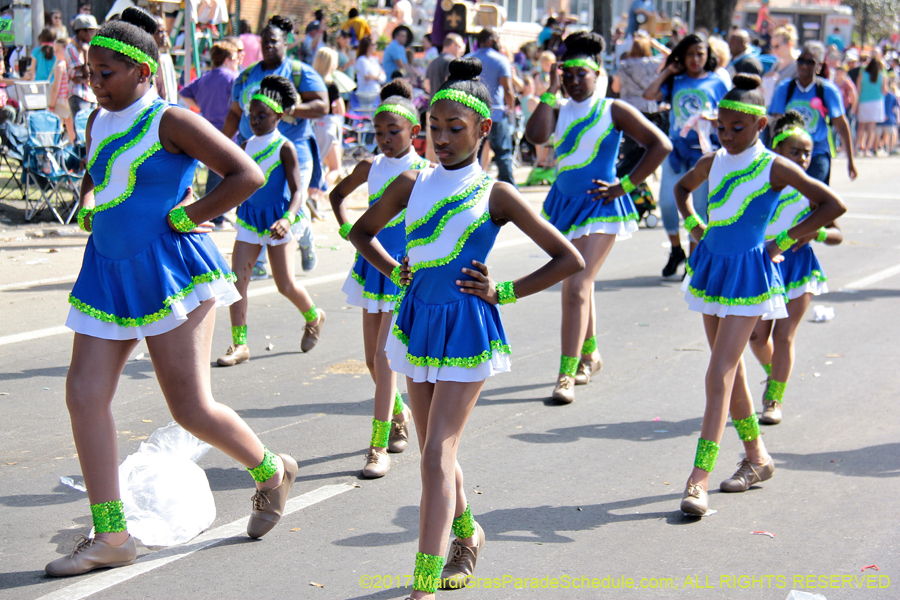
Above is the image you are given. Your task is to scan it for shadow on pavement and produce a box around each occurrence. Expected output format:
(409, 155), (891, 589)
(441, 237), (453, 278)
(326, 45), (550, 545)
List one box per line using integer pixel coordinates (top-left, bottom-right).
(0, 481), (91, 508)
(595, 275), (681, 291)
(826, 288), (900, 303)
(508, 417), (703, 445)
(772, 443), (900, 478)
(237, 399), (374, 419)
(0, 360), (155, 382)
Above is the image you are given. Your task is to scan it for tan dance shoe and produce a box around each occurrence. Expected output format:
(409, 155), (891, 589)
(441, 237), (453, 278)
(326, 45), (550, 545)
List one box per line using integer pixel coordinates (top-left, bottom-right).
(388, 419), (410, 453)
(551, 374), (575, 404)
(362, 449), (391, 479)
(440, 522), (485, 590)
(574, 354), (603, 385)
(759, 400), (782, 425)
(301, 310), (326, 352)
(216, 344), (249, 366)
(45, 534), (137, 577)
(247, 454), (298, 539)
(680, 479), (708, 516)
(720, 457), (775, 493)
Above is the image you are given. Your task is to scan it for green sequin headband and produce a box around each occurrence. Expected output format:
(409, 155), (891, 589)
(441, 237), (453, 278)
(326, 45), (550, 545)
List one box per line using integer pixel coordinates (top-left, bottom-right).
(562, 58), (600, 71)
(251, 93), (284, 114)
(91, 36), (158, 75)
(718, 99), (767, 116)
(772, 126), (812, 148)
(430, 89), (491, 119)
(375, 103), (418, 125)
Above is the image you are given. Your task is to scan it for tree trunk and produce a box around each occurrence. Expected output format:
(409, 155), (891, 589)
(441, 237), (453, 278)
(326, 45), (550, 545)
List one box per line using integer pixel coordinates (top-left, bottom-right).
(695, 0), (738, 34)
(593, 0), (613, 48)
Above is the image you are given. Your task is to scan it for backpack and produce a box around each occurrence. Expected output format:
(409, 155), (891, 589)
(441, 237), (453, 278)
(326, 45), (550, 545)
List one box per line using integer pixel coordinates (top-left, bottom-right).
(239, 59), (305, 94)
(786, 77), (830, 125)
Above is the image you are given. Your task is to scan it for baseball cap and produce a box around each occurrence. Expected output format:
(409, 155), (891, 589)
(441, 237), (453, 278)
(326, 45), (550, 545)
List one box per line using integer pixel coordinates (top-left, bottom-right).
(73, 14), (99, 31)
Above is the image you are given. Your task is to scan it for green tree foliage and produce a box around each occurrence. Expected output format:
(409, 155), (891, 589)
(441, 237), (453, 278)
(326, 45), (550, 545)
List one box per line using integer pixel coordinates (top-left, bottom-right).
(843, 0), (899, 44)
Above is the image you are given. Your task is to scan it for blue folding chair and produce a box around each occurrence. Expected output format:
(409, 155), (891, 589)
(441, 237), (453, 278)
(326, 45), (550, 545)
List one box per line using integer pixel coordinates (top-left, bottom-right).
(22, 110), (82, 223)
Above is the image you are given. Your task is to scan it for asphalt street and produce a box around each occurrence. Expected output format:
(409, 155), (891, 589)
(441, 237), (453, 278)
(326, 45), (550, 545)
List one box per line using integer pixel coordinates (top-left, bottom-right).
(0, 157), (897, 600)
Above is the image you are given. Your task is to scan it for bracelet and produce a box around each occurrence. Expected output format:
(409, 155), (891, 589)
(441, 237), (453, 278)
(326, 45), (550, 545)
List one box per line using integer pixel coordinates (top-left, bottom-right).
(168, 206), (197, 233)
(338, 222), (353, 241)
(390, 265), (407, 287)
(539, 92), (557, 107)
(77, 206), (93, 232)
(683, 214), (705, 233)
(775, 230), (797, 251)
(619, 174), (636, 195)
(816, 227), (828, 243)
(496, 281), (517, 305)
(282, 211), (300, 225)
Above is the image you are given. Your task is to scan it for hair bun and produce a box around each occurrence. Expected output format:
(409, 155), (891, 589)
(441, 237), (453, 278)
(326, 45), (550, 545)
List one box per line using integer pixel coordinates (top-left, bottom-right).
(775, 109), (806, 132)
(448, 57), (482, 81)
(732, 73), (762, 91)
(121, 7), (158, 35)
(564, 31), (605, 57)
(268, 15), (294, 35)
(381, 78), (413, 101)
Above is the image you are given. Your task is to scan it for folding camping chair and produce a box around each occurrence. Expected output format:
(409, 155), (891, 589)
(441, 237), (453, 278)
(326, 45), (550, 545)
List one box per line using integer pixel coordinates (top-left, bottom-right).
(22, 110), (82, 223)
(0, 119), (28, 200)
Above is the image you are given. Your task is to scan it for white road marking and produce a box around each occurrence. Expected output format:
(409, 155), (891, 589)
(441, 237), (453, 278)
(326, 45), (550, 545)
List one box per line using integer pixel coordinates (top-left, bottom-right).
(0, 326), (71, 347)
(840, 213), (900, 221)
(843, 263), (900, 290)
(0, 275), (79, 292)
(35, 483), (356, 600)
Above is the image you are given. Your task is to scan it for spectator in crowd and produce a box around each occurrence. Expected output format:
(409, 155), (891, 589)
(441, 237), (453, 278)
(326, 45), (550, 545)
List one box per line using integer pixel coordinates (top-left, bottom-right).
(728, 28), (763, 76)
(239, 19), (262, 68)
(335, 30), (354, 74)
(48, 38), (74, 144)
(878, 74), (899, 153)
(833, 64), (858, 155)
(533, 50), (556, 97)
(827, 27), (845, 53)
(763, 25), (799, 105)
(856, 50), (889, 157)
(423, 32), (464, 161)
(45, 10), (67, 40)
(27, 28), (56, 81)
(467, 27), (516, 186)
(342, 8), (370, 47)
(422, 33), (438, 63)
(311, 47), (345, 199)
(355, 36), (385, 97)
(301, 9), (325, 64)
(627, 0), (656, 36)
(153, 15), (178, 103)
(69, 1), (91, 31)
(538, 17), (558, 47)
(65, 13), (98, 117)
(707, 36), (733, 89)
(383, 25), (412, 78)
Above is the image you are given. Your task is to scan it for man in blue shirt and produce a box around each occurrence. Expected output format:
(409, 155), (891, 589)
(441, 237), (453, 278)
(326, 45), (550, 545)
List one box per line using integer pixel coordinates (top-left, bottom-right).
(826, 28), (845, 52)
(768, 41), (856, 184)
(467, 28), (516, 186)
(627, 0), (656, 35)
(383, 26), (411, 78)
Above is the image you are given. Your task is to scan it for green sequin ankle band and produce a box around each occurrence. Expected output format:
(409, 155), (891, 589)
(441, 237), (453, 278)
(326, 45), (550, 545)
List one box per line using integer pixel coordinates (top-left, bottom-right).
(733, 413), (761, 442)
(247, 447), (278, 482)
(560, 355), (579, 377)
(414, 552), (445, 593)
(232, 325), (247, 346)
(91, 499), (127, 533)
(392, 391), (405, 416)
(581, 336), (597, 355)
(764, 379), (787, 404)
(694, 438), (720, 472)
(452, 503), (475, 539)
(371, 418), (390, 448)
(762, 363), (772, 376)
(301, 304), (318, 323)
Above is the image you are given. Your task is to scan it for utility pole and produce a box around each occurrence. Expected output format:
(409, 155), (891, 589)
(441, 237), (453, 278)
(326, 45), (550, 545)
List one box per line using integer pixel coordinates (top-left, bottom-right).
(593, 0), (612, 46)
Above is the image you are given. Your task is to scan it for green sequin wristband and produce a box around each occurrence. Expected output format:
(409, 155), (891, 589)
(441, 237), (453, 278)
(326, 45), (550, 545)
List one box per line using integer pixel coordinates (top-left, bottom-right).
(816, 227), (828, 243)
(684, 214), (704, 233)
(168, 206), (197, 233)
(250, 93), (283, 114)
(77, 206), (93, 232)
(91, 36), (158, 75)
(718, 99), (767, 116)
(431, 89), (491, 119)
(775, 230), (797, 251)
(414, 552), (444, 593)
(733, 413), (761, 442)
(694, 437), (720, 473)
(374, 103), (418, 125)
(562, 58), (600, 71)
(540, 92), (557, 107)
(390, 265), (407, 287)
(339, 222), (353, 240)
(281, 211), (300, 225)
(619, 174), (636, 195)
(497, 281), (517, 305)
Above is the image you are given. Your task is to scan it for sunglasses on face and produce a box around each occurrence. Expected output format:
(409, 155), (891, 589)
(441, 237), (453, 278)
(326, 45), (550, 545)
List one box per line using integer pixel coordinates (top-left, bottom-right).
(797, 58), (816, 66)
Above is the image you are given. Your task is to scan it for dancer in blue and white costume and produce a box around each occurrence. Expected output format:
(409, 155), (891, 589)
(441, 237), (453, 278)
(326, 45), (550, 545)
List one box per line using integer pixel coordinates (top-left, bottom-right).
(525, 31), (671, 403)
(673, 75), (846, 517)
(749, 110), (843, 426)
(48, 8), (298, 578)
(350, 58), (582, 599)
(330, 80), (426, 478)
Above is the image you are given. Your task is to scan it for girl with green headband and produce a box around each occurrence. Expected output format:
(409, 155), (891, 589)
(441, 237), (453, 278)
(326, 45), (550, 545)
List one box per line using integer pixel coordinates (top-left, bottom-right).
(749, 110), (843, 426)
(672, 74), (846, 516)
(49, 7), (298, 577)
(350, 58), (583, 599)
(329, 79), (426, 479)
(217, 74), (326, 368)
(525, 31), (672, 404)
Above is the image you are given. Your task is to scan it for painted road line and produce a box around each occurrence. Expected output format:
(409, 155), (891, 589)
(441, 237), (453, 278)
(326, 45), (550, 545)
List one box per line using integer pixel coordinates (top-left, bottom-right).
(0, 275), (79, 292)
(843, 263), (900, 290)
(0, 326), (71, 347)
(840, 213), (900, 221)
(35, 483), (356, 600)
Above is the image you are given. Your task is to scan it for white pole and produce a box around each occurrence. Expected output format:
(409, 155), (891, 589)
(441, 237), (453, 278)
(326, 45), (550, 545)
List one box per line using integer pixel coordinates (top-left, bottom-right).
(32, 0), (45, 48)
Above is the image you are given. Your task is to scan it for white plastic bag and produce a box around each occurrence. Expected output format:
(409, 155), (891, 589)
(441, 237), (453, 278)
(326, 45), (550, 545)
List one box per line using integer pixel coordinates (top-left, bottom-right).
(785, 591), (827, 600)
(118, 422), (215, 547)
(813, 305), (835, 322)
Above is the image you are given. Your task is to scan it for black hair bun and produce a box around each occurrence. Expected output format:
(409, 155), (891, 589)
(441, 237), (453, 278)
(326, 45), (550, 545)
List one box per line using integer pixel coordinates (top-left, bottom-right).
(732, 73), (762, 91)
(259, 74), (299, 110)
(381, 78), (413, 101)
(564, 31), (605, 57)
(448, 57), (482, 81)
(268, 15), (294, 35)
(775, 109), (806, 132)
(121, 7), (158, 35)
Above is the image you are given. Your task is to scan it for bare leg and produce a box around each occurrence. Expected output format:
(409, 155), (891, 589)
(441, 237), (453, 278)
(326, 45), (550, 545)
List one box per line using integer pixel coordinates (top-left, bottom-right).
(267, 242), (316, 313)
(371, 312), (399, 449)
(227, 240), (260, 329)
(559, 234), (615, 366)
(748, 317), (774, 367)
(770, 293), (811, 384)
(729, 357), (770, 464)
(581, 290), (596, 360)
(669, 232), (683, 252)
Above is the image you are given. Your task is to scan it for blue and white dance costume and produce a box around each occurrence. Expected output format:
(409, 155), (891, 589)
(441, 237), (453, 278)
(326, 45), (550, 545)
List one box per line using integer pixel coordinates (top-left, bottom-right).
(384, 163), (511, 383)
(542, 95), (638, 240)
(342, 152), (429, 313)
(682, 140), (787, 319)
(235, 130), (303, 246)
(67, 90), (239, 340)
(765, 187), (828, 300)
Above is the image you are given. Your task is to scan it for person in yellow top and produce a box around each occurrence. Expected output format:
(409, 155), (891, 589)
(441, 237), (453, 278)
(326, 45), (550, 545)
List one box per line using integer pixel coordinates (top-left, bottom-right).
(342, 8), (371, 46)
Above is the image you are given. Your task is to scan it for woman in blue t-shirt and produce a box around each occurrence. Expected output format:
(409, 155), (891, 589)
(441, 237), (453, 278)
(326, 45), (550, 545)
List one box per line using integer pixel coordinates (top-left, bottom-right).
(27, 28), (57, 81)
(643, 33), (729, 279)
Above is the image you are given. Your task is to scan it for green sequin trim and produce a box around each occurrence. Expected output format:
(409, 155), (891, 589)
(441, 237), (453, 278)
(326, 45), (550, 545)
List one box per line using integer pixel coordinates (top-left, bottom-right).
(409, 211), (492, 275)
(405, 174), (489, 235)
(94, 103), (165, 194)
(371, 418), (390, 448)
(786, 270), (827, 292)
(761, 363), (772, 376)
(396, 337), (510, 369)
(91, 499), (127, 533)
(87, 103), (158, 175)
(710, 153), (770, 198)
(350, 270), (402, 302)
(560, 354), (578, 377)
(562, 58), (600, 70)
(252, 138), (282, 163)
(232, 325), (247, 346)
(452, 503), (475, 539)
(261, 159), (283, 188)
(768, 189), (804, 226)
(776, 229), (796, 251)
(704, 183), (773, 235)
(392, 391), (405, 415)
(686, 281), (786, 307)
(301, 304), (318, 323)
(414, 552), (444, 593)
(250, 93), (283, 113)
(718, 99), (766, 116)
(557, 212), (639, 236)
(385, 210), (406, 229)
(374, 103), (418, 124)
(708, 154), (773, 212)
(694, 438), (719, 473)
(556, 117), (616, 176)
(68, 270), (237, 328)
(368, 158), (429, 206)
(94, 142), (163, 217)
(733, 413), (761, 442)
(407, 184), (490, 251)
(431, 89), (490, 119)
(554, 99), (602, 151)
(497, 280), (517, 305)
(764, 379), (787, 403)
(247, 447), (278, 482)
(77, 206), (92, 232)
(339, 222), (352, 240)
(168, 206), (197, 233)
(581, 336), (597, 355)
(91, 36), (158, 75)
